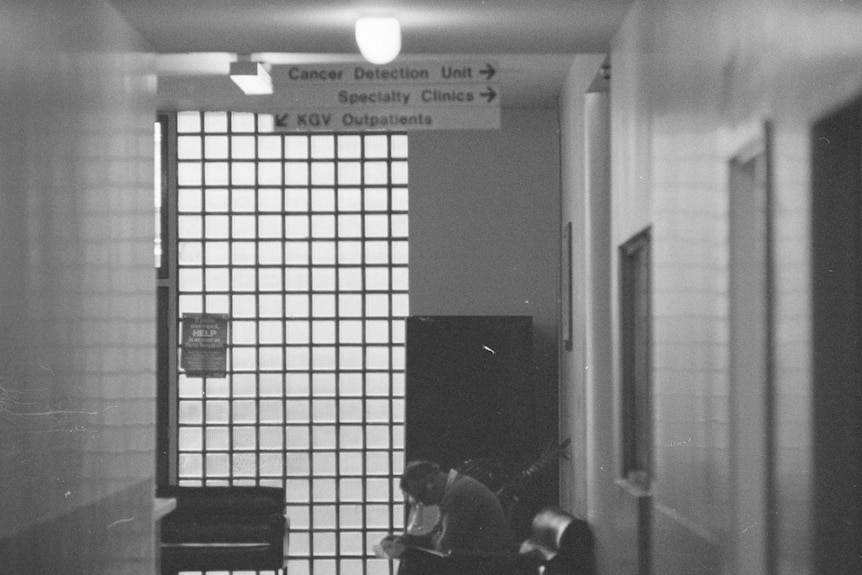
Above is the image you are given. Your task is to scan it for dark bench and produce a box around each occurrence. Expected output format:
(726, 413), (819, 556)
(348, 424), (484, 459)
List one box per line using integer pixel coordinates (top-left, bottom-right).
(157, 486), (287, 573)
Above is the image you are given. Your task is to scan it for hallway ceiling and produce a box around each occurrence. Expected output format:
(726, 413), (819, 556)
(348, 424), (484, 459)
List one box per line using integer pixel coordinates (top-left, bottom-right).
(109, 0), (632, 108)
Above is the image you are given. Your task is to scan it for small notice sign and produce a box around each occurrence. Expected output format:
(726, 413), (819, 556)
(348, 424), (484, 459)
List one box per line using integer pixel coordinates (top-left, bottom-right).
(181, 313), (229, 378)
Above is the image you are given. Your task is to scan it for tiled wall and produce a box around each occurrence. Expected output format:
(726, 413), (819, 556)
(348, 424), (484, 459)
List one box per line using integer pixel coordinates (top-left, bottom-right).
(560, 0), (862, 574)
(0, 0), (156, 571)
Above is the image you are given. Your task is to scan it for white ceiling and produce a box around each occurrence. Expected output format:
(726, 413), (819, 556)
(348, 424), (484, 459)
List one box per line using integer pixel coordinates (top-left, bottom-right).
(109, 0), (631, 108)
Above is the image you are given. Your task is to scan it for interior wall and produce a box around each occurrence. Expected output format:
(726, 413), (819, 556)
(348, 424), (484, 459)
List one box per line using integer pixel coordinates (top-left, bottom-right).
(559, 52), (619, 571)
(562, 0), (862, 574)
(0, 0), (157, 571)
(558, 53), (607, 511)
(408, 107), (561, 475)
(559, 6), (655, 571)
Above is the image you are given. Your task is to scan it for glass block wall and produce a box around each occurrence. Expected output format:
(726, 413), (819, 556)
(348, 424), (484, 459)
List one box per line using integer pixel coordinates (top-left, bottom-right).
(171, 111), (408, 575)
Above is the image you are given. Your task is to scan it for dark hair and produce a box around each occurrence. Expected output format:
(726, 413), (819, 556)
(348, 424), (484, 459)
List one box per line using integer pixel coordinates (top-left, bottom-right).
(399, 460), (441, 491)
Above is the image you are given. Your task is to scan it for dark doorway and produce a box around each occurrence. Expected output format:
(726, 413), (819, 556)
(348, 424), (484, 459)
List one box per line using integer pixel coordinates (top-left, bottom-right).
(811, 94), (862, 575)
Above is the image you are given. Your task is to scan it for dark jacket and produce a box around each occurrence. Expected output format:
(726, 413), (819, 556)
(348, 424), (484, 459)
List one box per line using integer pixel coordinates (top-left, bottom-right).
(432, 471), (510, 553)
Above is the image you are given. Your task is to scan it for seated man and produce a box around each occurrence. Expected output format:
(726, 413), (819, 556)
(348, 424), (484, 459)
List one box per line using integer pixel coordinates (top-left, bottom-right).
(380, 460), (511, 573)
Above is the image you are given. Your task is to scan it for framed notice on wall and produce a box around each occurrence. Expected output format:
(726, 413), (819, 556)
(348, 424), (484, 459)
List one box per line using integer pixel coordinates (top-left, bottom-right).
(181, 313), (229, 378)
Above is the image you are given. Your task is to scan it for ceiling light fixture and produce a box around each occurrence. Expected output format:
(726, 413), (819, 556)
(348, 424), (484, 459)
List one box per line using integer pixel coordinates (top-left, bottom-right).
(229, 58), (273, 95)
(355, 16), (401, 65)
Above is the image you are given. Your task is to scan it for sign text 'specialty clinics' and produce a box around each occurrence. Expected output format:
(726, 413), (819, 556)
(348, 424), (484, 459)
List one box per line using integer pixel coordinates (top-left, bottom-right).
(279, 85), (497, 108)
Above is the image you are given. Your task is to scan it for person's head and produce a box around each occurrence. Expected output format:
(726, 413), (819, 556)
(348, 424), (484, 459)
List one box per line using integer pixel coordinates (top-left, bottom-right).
(400, 460), (447, 506)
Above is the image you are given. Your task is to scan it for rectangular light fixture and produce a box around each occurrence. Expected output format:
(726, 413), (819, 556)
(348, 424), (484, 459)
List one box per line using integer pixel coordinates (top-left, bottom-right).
(229, 60), (272, 95)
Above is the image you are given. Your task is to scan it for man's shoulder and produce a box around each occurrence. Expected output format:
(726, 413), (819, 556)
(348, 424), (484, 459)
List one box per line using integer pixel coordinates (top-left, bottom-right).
(448, 472), (497, 498)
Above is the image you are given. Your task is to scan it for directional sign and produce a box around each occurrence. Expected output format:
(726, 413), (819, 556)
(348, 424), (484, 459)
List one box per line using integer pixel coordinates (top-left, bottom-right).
(268, 106), (500, 132)
(275, 61), (499, 85)
(263, 61), (502, 130)
(265, 84), (498, 108)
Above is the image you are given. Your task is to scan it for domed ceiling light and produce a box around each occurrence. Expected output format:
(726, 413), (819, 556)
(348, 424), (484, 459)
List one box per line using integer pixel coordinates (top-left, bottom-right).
(355, 16), (401, 65)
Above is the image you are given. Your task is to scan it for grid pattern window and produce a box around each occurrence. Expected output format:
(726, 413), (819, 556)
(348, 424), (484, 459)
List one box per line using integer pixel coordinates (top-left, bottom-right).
(172, 111), (409, 575)
(619, 228), (652, 489)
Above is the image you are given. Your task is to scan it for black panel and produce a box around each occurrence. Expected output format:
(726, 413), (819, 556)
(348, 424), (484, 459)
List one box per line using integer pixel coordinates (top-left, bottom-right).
(405, 315), (535, 472)
(811, 97), (862, 575)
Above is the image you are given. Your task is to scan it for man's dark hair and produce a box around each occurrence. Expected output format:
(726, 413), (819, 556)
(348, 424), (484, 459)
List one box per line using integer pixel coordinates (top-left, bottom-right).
(400, 460), (441, 491)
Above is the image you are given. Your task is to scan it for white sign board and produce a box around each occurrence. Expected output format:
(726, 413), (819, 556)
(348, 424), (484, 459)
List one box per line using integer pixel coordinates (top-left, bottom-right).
(266, 61), (501, 131)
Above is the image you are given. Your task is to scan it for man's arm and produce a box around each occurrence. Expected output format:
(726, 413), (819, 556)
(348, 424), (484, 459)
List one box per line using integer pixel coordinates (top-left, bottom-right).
(376, 531), (436, 559)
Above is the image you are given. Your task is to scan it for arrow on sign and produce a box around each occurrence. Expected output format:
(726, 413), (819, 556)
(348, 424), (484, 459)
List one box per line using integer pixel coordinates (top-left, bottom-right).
(275, 114), (289, 128)
(480, 87), (497, 103)
(479, 63), (496, 81)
